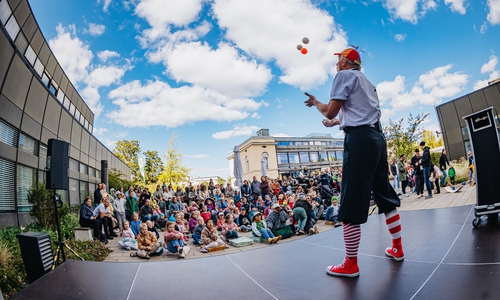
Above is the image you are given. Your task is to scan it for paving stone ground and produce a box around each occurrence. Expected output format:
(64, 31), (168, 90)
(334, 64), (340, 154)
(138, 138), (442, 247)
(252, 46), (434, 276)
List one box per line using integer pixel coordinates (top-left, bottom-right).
(103, 184), (476, 262)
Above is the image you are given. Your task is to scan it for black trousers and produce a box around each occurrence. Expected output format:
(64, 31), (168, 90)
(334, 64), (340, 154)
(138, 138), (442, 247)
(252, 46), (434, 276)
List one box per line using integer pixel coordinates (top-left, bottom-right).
(339, 126), (400, 224)
(415, 175), (424, 195)
(98, 216), (113, 236)
(80, 218), (103, 239)
(434, 178), (440, 193)
(401, 180), (408, 194)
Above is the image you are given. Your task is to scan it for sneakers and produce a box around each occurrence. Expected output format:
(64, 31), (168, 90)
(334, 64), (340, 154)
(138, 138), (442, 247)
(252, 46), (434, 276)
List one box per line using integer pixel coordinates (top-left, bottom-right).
(425, 194), (433, 199)
(313, 225), (319, 234)
(417, 194), (421, 199)
(273, 236), (282, 243)
(404, 194), (409, 198)
(326, 257), (359, 277)
(298, 230), (305, 235)
(200, 247), (208, 253)
(334, 222), (342, 227)
(308, 228), (314, 235)
(130, 252), (137, 257)
(179, 247), (185, 258)
(385, 244), (405, 261)
(268, 238), (274, 244)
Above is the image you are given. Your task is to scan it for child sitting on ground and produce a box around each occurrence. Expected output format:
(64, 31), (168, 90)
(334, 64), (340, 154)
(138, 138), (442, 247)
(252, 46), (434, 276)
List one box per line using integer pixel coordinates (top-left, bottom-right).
(200, 205), (211, 223)
(238, 207), (252, 232)
(216, 212), (225, 231)
(324, 197), (341, 226)
(131, 223), (163, 259)
(156, 213), (167, 230)
(200, 219), (229, 253)
(192, 217), (205, 246)
(175, 213), (189, 241)
(164, 221), (189, 258)
(130, 212), (141, 238)
(118, 220), (138, 250)
(188, 210), (200, 233)
(251, 212), (280, 244)
(222, 214), (239, 241)
(231, 207), (240, 225)
(146, 220), (160, 239)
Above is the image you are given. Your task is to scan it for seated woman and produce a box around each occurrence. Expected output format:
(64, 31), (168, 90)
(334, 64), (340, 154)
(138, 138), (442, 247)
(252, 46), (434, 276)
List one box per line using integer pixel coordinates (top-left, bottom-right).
(200, 219), (229, 253)
(222, 214), (239, 241)
(79, 197), (107, 243)
(131, 223), (163, 259)
(164, 221), (189, 258)
(118, 220), (138, 250)
(251, 212), (281, 244)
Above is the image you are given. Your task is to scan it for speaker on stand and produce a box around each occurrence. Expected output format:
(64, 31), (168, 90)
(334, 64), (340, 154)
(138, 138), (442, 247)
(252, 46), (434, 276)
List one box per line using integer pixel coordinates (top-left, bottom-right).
(46, 139), (69, 190)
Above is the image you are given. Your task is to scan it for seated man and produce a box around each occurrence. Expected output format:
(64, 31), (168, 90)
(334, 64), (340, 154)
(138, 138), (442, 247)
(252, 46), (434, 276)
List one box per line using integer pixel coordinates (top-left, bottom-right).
(93, 196), (117, 240)
(139, 199), (158, 223)
(266, 203), (295, 239)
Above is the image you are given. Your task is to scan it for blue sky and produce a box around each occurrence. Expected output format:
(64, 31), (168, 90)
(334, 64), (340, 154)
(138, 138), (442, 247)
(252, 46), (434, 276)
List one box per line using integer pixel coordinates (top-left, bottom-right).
(28, 0), (500, 179)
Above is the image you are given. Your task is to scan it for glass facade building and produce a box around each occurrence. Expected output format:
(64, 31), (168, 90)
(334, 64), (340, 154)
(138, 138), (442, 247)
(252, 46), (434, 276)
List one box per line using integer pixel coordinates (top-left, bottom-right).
(0, 0), (131, 227)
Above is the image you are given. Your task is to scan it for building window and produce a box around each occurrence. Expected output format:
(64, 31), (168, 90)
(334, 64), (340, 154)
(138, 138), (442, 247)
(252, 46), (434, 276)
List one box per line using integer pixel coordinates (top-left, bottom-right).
(4, 13), (20, 40)
(245, 156), (249, 173)
(300, 152), (309, 163)
(39, 144), (47, 161)
(56, 90), (65, 104)
(309, 152), (319, 162)
(277, 141), (289, 146)
(319, 151), (327, 162)
(69, 158), (79, 171)
(328, 151), (336, 161)
(69, 102), (76, 115)
(96, 169), (101, 180)
(0, 158), (15, 211)
(277, 153), (289, 164)
(464, 140), (471, 154)
(261, 152), (269, 169)
(0, 119), (18, 147)
(24, 45), (36, 66)
(17, 165), (36, 212)
(58, 189), (68, 206)
(69, 178), (79, 205)
(19, 133), (39, 156)
(63, 96), (71, 110)
(0, 0), (13, 25)
(336, 141), (343, 146)
(336, 151), (343, 160)
(89, 183), (96, 195)
(38, 169), (46, 185)
(33, 58), (44, 77)
(89, 167), (96, 178)
(461, 126), (468, 136)
(288, 152), (299, 164)
(79, 163), (88, 175)
(79, 181), (88, 205)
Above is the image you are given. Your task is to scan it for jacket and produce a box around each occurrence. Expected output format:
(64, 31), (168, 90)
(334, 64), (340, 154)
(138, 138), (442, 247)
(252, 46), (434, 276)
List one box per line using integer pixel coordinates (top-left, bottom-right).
(136, 231), (157, 250)
(201, 227), (219, 245)
(421, 146), (431, 168)
(241, 184), (252, 198)
(251, 180), (261, 194)
(397, 160), (408, 181)
(260, 180), (269, 195)
(79, 203), (95, 224)
(266, 209), (289, 230)
(410, 155), (423, 176)
(439, 153), (449, 170)
(222, 222), (238, 235)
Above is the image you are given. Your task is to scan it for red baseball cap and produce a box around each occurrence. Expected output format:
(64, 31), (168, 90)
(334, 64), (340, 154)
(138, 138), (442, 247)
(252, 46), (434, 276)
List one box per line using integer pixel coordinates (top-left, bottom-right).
(334, 48), (361, 65)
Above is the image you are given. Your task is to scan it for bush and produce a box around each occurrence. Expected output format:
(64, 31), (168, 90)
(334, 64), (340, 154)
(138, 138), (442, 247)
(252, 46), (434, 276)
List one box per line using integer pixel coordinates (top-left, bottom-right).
(27, 183), (70, 231)
(0, 227), (26, 299)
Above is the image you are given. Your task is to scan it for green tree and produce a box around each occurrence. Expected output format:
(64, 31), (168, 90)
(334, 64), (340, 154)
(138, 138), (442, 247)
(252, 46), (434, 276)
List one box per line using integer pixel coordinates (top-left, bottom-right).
(158, 133), (191, 185)
(383, 113), (429, 160)
(108, 168), (134, 190)
(422, 130), (444, 149)
(144, 150), (163, 184)
(113, 140), (141, 183)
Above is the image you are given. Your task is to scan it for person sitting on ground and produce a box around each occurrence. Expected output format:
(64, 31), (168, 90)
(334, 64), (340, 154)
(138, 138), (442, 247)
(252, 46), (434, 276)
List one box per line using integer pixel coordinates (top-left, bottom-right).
(231, 207), (240, 225)
(267, 203), (294, 239)
(216, 212), (225, 231)
(131, 223), (163, 259)
(146, 220), (160, 239)
(238, 207), (252, 232)
(156, 213), (167, 230)
(222, 214), (239, 241)
(200, 205), (211, 223)
(130, 212), (141, 238)
(139, 199), (158, 223)
(79, 197), (107, 243)
(118, 220), (138, 250)
(252, 212), (281, 244)
(325, 197), (341, 226)
(164, 221), (188, 258)
(192, 217), (205, 246)
(169, 196), (185, 219)
(240, 197), (251, 213)
(188, 210), (200, 233)
(292, 194), (309, 235)
(93, 197), (117, 240)
(175, 213), (189, 241)
(200, 219), (229, 253)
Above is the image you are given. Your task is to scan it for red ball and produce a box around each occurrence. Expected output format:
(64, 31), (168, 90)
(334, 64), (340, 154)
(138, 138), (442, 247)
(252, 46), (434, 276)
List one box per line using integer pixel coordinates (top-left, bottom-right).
(301, 48), (308, 54)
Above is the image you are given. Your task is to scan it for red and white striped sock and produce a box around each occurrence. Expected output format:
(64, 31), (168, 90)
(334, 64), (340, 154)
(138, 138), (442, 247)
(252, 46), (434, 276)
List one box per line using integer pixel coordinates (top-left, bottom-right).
(385, 209), (402, 246)
(343, 223), (361, 259)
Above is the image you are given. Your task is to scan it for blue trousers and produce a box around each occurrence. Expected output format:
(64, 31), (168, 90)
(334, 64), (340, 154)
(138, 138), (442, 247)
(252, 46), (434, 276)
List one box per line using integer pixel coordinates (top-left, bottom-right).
(192, 233), (201, 244)
(257, 228), (274, 239)
(167, 239), (185, 253)
(325, 207), (338, 223)
(423, 167), (432, 196)
(225, 230), (239, 240)
(440, 170), (447, 187)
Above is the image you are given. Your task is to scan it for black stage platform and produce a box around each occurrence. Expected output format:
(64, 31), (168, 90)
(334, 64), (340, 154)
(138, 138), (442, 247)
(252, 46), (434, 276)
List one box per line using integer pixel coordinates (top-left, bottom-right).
(11, 205), (500, 300)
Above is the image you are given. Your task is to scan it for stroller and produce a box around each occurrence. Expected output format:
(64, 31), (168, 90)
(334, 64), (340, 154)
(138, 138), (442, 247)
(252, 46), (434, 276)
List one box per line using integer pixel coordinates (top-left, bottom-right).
(318, 184), (339, 207)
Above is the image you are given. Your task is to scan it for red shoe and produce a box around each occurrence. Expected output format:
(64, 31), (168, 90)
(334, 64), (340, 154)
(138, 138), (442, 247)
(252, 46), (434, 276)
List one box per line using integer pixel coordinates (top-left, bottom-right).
(326, 257), (359, 277)
(385, 244), (404, 261)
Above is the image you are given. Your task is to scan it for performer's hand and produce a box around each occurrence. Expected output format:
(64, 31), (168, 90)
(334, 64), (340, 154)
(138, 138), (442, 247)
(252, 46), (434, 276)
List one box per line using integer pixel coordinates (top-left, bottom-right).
(304, 92), (317, 107)
(322, 118), (340, 127)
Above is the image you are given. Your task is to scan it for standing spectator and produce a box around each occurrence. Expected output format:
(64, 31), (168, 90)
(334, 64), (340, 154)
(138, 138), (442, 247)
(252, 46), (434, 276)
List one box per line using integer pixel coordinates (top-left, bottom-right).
(390, 158), (398, 191)
(241, 180), (252, 202)
(125, 191), (139, 221)
(420, 141), (433, 199)
(251, 176), (261, 200)
(410, 149), (424, 199)
(94, 183), (103, 207)
(259, 176), (270, 198)
(113, 192), (126, 231)
(398, 155), (409, 197)
(468, 150), (474, 185)
(439, 149), (450, 187)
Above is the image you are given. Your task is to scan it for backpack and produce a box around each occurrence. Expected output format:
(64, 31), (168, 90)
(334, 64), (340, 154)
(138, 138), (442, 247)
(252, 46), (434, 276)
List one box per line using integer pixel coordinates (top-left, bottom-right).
(448, 167), (455, 178)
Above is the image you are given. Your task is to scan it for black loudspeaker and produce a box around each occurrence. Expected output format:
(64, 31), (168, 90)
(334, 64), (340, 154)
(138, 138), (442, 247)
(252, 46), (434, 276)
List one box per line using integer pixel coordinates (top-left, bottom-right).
(46, 139), (69, 190)
(17, 232), (54, 283)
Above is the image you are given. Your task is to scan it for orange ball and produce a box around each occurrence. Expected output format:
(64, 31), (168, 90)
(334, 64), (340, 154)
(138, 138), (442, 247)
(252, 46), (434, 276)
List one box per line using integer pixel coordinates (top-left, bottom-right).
(301, 48), (308, 54)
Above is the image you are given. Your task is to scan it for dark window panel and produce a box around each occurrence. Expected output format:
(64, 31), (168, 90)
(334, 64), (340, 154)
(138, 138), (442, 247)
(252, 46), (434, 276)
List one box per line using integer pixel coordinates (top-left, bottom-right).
(20, 113), (41, 141)
(1, 54), (32, 109)
(24, 78), (48, 123)
(18, 132), (38, 156)
(29, 29), (43, 53)
(57, 109), (72, 142)
(14, 31), (28, 55)
(0, 157), (16, 211)
(43, 96), (61, 135)
(0, 95), (23, 128)
(0, 29), (15, 87)
(0, 118), (18, 147)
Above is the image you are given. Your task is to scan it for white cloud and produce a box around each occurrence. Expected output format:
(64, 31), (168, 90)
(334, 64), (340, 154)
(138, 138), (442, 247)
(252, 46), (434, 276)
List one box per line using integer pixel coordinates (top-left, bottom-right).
(381, 0), (437, 24)
(49, 24), (93, 84)
(444, 0), (467, 14)
(98, 0), (112, 12)
(487, 0), (500, 25)
(97, 50), (120, 62)
(394, 33), (407, 42)
(189, 154), (211, 159)
(480, 21), (488, 34)
(93, 127), (108, 136)
(107, 80), (263, 127)
(251, 112), (261, 119)
(377, 64), (468, 111)
(85, 23), (106, 36)
(474, 55), (500, 90)
(213, 0), (348, 89)
(212, 125), (260, 140)
(481, 55), (498, 73)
